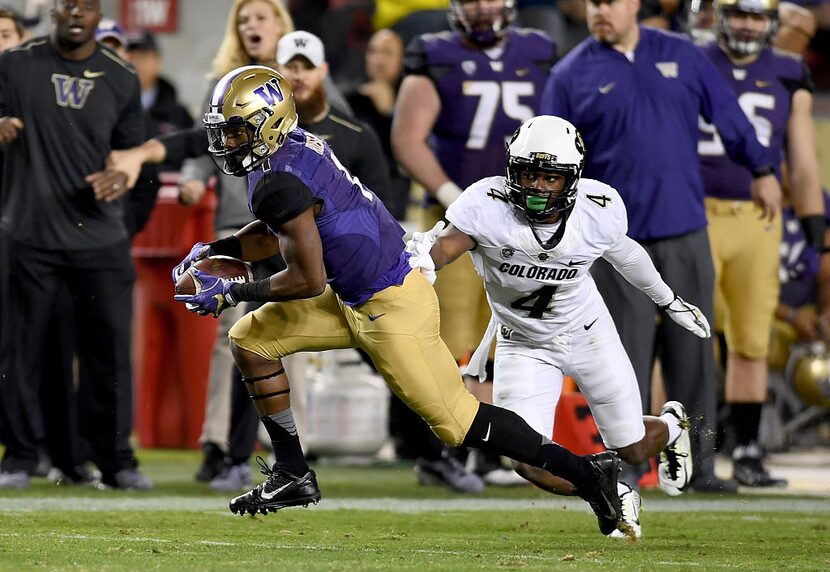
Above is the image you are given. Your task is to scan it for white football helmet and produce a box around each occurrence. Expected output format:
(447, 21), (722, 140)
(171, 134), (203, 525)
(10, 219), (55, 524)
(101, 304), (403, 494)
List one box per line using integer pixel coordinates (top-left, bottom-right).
(505, 115), (585, 221)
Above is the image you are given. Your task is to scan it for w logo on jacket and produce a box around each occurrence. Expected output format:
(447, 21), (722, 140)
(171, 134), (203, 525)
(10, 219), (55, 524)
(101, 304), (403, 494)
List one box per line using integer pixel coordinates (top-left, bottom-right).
(51, 74), (95, 109)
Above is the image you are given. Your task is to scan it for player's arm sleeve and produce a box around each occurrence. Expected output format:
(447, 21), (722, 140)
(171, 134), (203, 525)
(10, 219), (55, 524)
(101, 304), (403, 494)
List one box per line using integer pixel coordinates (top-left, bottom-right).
(601, 235), (674, 306)
(402, 36), (431, 79)
(179, 155), (215, 185)
(782, 60), (815, 95)
(250, 172), (316, 231)
(353, 123), (391, 198)
(158, 126), (209, 165)
(111, 77), (146, 149)
(444, 188), (480, 243)
(695, 48), (773, 173)
(123, 163), (161, 237)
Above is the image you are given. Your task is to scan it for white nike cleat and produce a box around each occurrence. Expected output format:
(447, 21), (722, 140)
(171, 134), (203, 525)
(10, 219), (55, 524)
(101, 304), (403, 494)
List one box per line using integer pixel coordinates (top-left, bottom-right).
(608, 482), (641, 539)
(658, 401), (693, 496)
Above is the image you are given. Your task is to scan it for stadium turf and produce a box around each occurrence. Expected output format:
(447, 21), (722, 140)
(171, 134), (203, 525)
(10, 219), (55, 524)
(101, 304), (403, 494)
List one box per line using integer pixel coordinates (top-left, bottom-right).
(0, 449), (827, 570)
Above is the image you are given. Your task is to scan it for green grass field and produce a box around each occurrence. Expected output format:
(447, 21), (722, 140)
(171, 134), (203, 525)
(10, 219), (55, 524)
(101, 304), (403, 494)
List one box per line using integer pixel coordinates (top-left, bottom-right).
(1, 449), (828, 571)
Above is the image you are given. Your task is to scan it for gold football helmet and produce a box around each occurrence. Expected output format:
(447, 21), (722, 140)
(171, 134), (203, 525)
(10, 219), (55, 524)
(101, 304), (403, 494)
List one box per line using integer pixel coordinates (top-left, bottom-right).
(204, 65), (298, 176)
(789, 342), (830, 408)
(715, 0), (779, 56)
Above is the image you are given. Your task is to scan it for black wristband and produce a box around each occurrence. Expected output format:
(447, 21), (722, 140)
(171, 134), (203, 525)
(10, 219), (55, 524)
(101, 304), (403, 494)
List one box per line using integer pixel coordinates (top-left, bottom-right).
(752, 165), (775, 179)
(210, 235), (243, 259)
(800, 215), (826, 251)
(231, 279), (272, 302)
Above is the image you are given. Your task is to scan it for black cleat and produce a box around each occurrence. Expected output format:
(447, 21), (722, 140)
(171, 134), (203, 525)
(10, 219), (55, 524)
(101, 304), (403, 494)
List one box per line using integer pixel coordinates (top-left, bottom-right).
(575, 451), (622, 535)
(732, 443), (787, 488)
(229, 457), (321, 516)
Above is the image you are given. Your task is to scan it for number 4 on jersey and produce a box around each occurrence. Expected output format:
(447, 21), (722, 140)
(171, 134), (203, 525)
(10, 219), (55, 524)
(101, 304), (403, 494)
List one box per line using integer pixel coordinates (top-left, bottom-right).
(586, 194), (612, 208)
(510, 285), (558, 319)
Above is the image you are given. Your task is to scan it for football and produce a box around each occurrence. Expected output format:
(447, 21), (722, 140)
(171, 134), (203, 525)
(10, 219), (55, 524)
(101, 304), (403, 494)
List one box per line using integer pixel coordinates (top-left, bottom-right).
(174, 255), (254, 295)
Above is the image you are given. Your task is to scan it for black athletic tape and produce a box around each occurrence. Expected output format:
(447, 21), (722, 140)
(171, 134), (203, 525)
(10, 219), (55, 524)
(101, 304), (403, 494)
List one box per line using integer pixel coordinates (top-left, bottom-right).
(251, 388), (291, 401)
(242, 368), (285, 384)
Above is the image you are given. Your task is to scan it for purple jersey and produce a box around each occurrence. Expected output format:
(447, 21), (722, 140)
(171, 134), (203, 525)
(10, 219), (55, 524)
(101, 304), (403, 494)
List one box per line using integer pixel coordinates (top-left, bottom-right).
(248, 128), (409, 306)
(779, 194), (830, 308)
(404, 28), (555, 190)
(699, 42), (813, 201)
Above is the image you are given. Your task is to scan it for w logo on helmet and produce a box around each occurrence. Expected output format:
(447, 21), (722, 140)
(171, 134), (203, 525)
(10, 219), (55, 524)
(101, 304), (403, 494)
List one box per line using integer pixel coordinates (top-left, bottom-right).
(253, 78), (284, 106)
(51, 74), (95, 109)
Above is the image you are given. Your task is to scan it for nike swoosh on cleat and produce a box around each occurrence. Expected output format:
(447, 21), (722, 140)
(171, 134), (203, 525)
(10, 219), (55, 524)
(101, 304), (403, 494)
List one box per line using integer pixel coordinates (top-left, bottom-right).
(584, 318), (598, 331)
(259, 480), (296, 501)
(368, 313), (386, 321)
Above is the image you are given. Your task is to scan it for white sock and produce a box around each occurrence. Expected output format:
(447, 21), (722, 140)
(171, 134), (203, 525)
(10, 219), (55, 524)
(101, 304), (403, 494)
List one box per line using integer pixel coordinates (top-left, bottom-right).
(617, 481), (631, 495)
(660, 412), (682, 446)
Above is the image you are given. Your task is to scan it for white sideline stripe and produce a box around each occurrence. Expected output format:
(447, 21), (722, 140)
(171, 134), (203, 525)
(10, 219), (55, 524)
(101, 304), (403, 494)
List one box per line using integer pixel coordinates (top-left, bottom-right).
(0, 496), (829, 513)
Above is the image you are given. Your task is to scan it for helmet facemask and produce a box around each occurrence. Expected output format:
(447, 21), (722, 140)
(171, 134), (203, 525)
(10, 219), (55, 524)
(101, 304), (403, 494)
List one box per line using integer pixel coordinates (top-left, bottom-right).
(506, 158), (579, 222)
(448, 0), (515, 47)
(716, 0), (779, 57)
(205, 110), (280, 176)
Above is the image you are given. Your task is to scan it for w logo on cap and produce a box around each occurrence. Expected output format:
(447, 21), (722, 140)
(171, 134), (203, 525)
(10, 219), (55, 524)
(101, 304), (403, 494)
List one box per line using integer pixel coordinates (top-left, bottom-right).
(51, 74), (95, 109)
(253, 78), (284, 106)
(294, 38), (308, 48)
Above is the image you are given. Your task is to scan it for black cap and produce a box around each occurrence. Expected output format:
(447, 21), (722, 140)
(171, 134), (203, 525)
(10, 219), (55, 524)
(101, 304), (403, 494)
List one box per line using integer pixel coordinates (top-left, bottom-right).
(126, 30), (159, 53)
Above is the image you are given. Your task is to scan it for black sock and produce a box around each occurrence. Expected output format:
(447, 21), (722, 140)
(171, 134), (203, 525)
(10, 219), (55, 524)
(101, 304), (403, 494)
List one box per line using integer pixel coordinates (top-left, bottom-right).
(731, 402), (762, 447)
(461, 403), (594, 488)
(260, 409), (308, 476)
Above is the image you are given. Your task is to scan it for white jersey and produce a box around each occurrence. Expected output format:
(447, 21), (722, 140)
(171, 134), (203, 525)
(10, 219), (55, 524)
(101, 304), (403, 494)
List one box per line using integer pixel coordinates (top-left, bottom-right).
(446, 176), (627, 342)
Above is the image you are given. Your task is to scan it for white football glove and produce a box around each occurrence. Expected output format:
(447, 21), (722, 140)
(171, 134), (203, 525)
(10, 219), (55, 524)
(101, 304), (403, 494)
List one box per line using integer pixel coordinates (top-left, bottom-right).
(662, 295), (711, 338)
(405, 221), (445, 285)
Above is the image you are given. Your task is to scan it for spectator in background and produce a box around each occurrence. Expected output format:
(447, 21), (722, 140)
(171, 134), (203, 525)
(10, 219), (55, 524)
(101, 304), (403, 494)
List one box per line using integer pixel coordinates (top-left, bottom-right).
(693, 0), (823, 488)
(0, 0), (147, 490)
(517, 0), (590, 56)
(95, 17), (126, 56)
(0, 6), (24, 52)
(392, 0), (556, 490)
(0, 4), (24, 478)
(125, 30), (194, 168)
(346, 29), (411, 220)
(541, 0), (781, 493)
(373, 0), (453, 47)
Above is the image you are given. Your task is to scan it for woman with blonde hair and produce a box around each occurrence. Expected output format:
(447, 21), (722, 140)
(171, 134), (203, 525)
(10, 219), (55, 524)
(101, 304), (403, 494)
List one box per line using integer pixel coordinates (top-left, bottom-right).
(211, 0), (294, 79)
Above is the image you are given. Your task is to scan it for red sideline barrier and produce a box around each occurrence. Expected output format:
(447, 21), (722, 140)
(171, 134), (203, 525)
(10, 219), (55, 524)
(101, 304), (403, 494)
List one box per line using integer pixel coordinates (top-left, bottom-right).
(554, 381), (659, 489)
(131, 173), (218, 448)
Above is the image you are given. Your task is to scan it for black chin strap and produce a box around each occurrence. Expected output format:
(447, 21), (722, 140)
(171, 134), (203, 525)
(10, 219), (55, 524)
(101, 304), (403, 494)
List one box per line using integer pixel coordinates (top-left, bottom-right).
(528, 204), (574, 250)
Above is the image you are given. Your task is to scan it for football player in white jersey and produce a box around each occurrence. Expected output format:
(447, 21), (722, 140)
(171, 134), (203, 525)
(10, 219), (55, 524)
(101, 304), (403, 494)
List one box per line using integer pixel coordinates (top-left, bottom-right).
(406, 116), (711, 538)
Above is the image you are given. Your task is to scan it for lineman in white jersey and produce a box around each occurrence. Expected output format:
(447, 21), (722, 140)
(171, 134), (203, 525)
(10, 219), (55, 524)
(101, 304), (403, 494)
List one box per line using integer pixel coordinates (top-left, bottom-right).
(407, 116), (710, 539)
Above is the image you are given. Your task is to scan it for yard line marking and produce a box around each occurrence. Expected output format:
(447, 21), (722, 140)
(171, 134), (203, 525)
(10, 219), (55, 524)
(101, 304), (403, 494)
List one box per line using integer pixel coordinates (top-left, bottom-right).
(1, 496), (829, 513)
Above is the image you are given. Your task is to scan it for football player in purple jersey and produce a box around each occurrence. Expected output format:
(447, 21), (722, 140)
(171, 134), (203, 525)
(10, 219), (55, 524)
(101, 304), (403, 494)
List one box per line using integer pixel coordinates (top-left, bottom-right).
(691, 0), (823, 488)
(98, 66), (635, 537)
(391, 0), (556, 485)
